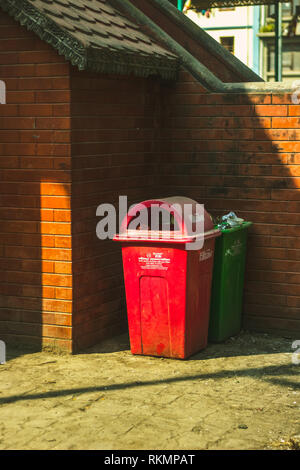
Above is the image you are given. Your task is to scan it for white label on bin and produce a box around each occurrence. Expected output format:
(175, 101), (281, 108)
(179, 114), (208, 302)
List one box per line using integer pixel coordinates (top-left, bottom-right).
(199, 249), (213, 262)
(225, 240), (243, 257)
(138, 252), (171, 271)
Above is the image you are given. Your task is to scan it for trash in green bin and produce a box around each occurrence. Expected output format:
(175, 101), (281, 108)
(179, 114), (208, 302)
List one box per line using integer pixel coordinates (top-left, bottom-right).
(214, 211), (245, 230)
(208, 215), (252, 343)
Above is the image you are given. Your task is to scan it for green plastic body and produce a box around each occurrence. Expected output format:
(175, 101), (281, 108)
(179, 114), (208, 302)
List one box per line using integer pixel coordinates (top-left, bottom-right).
(208, 221), (252, 342)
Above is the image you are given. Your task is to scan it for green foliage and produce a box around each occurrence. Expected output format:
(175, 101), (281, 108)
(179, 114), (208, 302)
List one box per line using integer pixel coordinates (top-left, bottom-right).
(259, 23), (275, 33)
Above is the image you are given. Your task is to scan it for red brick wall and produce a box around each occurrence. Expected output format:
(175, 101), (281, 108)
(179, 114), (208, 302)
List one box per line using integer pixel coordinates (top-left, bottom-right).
(0, 11), (73, 351)
(160, 70), (300, 336)
(1, 9), (299, 352)
(70, 68), (162, 351)
(0, 10), (164, 353)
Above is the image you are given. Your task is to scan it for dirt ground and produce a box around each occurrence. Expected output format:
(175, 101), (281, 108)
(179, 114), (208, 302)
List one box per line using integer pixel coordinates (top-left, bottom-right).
(0, 330), (299, 451)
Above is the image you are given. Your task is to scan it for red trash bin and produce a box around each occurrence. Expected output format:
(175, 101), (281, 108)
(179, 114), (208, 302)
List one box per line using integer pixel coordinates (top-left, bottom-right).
(113, 197), (220, 359)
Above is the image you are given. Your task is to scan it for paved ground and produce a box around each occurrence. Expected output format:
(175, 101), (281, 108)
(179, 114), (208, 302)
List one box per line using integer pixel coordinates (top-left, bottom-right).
(0, 330), (299, 450)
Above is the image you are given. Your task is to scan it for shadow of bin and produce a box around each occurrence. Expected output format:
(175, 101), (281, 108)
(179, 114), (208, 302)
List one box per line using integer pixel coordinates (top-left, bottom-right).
(113, 197), (221, 359)
(208, 221), (252, 342)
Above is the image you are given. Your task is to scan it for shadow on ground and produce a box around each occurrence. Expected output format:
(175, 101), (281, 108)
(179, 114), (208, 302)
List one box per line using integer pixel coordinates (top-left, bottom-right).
(1, 331), (298, 407)
(0, 361), (298, 407)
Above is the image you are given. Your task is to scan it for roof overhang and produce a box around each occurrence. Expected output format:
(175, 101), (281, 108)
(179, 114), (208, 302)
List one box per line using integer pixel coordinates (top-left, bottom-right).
(0, 0), (179, 80)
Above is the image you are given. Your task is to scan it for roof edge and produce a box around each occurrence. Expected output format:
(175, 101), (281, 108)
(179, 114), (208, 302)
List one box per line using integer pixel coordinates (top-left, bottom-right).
(0, 0), (179, 80)
(87, 47), (179, 80)
(136, 0), (264, 83)
(0, 0), (87, 70)
(114, 0), (293, 93)
(112, 0), (228, 90)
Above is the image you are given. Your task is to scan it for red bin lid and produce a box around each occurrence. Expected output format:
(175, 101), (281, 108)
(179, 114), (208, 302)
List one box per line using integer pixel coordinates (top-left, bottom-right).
(113, 196), (220, 243)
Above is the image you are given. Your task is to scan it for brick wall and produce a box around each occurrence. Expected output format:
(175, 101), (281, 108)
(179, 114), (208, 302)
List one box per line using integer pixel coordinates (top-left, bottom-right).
(70, 68), (162, 351)
(0, 11), (73, 351)
(160, 70), (300, 336)
(1, 8), (299, 351)
(0, 10), (165, 353)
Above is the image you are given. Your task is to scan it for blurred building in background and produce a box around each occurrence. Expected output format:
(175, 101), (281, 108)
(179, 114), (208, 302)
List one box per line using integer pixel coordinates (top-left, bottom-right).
(259, 2), (300, 82)
(183, 0), (300, 82)
(184, 6), (260, 75)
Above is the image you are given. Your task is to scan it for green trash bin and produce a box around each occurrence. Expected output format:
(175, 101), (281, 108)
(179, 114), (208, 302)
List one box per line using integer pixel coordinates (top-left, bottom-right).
(208, 221), (252, 342)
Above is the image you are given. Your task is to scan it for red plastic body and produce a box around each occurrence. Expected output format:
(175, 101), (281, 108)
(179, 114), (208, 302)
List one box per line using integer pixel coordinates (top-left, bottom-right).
(121, 239), (216, 359)
(113, 197), (220, 359)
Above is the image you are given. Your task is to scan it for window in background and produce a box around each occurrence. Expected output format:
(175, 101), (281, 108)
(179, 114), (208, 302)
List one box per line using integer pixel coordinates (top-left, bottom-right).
(268, 42), (300, 73)
(220, 36), (235, 54)
(267, 1), (294, 17)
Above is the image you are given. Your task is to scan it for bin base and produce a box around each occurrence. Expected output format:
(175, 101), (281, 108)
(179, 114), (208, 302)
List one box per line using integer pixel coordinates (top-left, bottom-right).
(123, 240), (216, 360)
(208, 325), (241, 343)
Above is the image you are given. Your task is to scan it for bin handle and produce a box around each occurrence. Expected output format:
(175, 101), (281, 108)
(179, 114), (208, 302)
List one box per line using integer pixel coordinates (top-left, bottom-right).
(121, 200), (185, 235)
